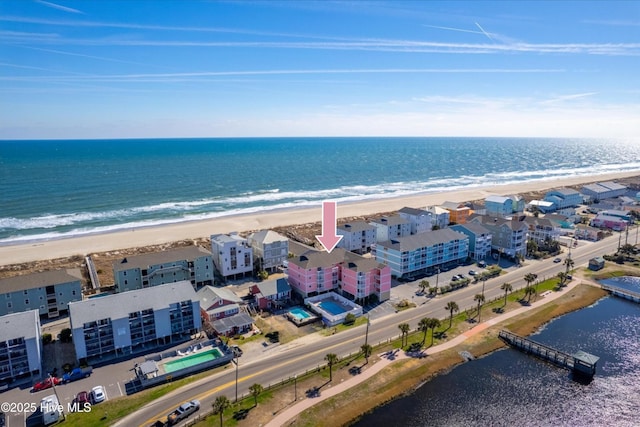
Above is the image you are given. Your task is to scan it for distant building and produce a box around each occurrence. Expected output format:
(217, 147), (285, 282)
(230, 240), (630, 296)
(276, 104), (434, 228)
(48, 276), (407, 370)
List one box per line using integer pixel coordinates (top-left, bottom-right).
(582, 182), (627, 201)
(441, 201), (472, 224)
(451, 223), (492, 261)
(211, 233), (254, 279)
(398, 207), (434, 234)
(485, 195), (514, 218)
(590, 214), (627, 231)
(69, 281), (200, 362)
(522, 216), (560, 244)
(574, 224), (606, 241)
(426, 206), (450, 229)
(0, 310), (41, 383)
(599, 210), (632, 222)
(373, 229), (469, 278)
(468, 215), (528, 258)
(247, 230), (289, 272)
(336, 221), (377, 254)
(287, 248), (391, 302)
(250, 278), (292, 311)
(544, 188), (582, 210)
(369, 215), (411, 243)
(527, 200), (556, 214)
(0, 269), (82, 318)
(113, 246), (214, 293)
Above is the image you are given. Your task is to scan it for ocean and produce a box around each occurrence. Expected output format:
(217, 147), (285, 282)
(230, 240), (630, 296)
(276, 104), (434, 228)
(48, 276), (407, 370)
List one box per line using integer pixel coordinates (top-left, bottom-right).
(1, 137), (639, 244)
(352, 278), (640, 427)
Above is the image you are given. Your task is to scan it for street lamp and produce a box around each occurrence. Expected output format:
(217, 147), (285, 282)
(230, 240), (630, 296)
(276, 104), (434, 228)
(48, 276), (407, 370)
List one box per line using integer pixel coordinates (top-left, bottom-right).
(294, 374), (297, 401)
(435, 267), (440, 294)
(50, 373), (65, 421)
(364, 314), (370, 346)
(233, 356), (239, 403)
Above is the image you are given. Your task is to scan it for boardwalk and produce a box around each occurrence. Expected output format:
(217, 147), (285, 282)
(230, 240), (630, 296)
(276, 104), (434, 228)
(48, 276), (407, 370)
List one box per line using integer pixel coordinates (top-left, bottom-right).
(600, 283), (640, 303)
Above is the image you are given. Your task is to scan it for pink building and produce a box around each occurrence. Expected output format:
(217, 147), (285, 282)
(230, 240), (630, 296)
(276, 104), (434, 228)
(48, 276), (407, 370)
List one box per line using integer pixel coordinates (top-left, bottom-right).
(286, 248), (391, 303)
(590, 214), (627, 231)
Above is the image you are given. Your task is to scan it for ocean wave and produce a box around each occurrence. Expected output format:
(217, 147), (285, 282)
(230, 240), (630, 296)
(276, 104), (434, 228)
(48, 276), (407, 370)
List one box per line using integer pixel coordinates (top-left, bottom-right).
(1, 161), (639, 244)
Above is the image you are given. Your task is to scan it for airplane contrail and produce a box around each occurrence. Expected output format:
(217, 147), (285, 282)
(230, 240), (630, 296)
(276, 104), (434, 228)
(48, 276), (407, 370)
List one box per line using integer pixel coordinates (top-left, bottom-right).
(475, 22), (495, 42)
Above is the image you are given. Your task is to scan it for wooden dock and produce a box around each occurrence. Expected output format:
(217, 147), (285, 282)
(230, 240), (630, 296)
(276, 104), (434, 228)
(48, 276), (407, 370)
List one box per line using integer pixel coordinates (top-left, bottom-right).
(498, 330), (599, 377)
(600, 283), (640, 303)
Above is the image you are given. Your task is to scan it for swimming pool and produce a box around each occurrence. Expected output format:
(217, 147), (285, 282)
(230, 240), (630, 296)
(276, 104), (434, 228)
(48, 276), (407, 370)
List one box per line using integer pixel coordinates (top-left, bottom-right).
(163, 348), (224, 374)
(288, 307), (313, 320)
(317, 300), (349, 316)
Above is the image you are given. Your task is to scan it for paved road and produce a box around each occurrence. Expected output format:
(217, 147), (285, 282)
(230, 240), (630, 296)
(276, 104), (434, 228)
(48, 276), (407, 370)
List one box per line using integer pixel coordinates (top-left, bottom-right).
(114, 233), (624, 427)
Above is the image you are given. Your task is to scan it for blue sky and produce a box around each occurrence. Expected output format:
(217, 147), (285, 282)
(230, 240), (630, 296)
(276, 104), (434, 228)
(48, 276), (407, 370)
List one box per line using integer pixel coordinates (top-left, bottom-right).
(1, 0), (639, 139)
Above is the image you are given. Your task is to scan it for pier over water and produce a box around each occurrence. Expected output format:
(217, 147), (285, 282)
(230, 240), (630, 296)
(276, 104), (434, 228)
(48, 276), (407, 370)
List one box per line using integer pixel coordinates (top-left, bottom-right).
(498, 330), (599, 378)
(600, 283), (640, 303)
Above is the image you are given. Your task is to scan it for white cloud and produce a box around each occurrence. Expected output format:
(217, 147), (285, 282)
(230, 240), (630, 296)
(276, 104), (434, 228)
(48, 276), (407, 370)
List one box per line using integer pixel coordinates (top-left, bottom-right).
(35, 0), (84, 14)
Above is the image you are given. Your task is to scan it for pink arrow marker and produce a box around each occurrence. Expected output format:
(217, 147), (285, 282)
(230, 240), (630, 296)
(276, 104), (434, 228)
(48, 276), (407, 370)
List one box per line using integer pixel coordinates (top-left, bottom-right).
(316, 201), (343, 253)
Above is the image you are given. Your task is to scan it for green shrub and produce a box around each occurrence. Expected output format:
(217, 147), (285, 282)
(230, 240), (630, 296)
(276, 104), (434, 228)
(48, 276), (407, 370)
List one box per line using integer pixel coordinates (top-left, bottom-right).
(42, 333), (53, 345)
(60, 328), (72, 343)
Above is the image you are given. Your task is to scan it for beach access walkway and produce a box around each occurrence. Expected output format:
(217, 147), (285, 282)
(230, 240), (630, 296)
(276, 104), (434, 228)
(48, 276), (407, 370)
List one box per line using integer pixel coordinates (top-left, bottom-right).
(266, 278), (585, 427)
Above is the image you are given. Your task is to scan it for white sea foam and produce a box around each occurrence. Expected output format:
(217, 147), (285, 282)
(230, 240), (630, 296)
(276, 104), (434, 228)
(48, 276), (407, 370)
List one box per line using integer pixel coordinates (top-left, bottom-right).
(1, 161), (639, 244)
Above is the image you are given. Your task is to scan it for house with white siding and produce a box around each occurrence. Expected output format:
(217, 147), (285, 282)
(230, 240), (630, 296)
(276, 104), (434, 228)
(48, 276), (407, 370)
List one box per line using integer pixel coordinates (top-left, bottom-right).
(369, 215), (411, 243)
(398, 207), (434, 234)
(373, 229), (469, 278)
(211, 233), (254, 280)
(336, 221), (377, 254)
(426, 206), (450, 230)
(544, 188), (583, 210)
(113, 246), (214, 293)
(0, 269), (82, 319)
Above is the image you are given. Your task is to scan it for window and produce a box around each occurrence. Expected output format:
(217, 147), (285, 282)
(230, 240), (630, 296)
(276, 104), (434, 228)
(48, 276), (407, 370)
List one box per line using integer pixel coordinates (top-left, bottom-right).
(5, 294), (10, 299)
(25, 299), (29, 305)
(24, 290), (28, 295)
(72, 290), (76, 296)
(7, 302), (12, 309)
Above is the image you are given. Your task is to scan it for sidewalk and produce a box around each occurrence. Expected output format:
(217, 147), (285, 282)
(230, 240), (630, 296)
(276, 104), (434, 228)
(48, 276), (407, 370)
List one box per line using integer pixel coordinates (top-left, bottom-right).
(265, 279), (583, 427)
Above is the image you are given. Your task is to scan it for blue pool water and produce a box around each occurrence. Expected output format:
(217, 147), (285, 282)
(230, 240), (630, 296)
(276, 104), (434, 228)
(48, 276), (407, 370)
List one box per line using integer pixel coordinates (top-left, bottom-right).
(288, 307), (313, 320)
(317, 300), (349, 316)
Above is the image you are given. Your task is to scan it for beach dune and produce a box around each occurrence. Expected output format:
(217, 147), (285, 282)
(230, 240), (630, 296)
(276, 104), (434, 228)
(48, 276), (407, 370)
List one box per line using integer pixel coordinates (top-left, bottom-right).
(1, 170), (638, 265)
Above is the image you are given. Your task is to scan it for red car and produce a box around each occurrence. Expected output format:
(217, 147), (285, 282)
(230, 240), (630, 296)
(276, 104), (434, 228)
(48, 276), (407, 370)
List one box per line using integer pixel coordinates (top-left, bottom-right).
(32, 377), (61, 392)
(76, 391), (90, 405)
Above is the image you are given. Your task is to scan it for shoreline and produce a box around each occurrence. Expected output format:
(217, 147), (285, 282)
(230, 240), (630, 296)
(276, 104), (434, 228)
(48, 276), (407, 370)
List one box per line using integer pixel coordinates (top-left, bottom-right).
(1, 169), (639, 265)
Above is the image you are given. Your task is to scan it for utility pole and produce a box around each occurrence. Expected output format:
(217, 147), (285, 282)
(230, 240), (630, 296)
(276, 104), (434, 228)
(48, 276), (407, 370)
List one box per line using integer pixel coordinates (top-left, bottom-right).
(364, 314), (370, 346)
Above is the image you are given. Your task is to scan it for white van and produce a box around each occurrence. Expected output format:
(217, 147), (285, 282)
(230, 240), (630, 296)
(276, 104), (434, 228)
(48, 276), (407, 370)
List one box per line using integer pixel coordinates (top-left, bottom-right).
(40, 394), (62, 425)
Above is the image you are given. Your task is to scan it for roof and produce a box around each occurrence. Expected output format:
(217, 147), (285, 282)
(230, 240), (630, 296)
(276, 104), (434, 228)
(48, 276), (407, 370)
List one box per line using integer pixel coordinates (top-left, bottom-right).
(0, 268), (82, 294)
(529, 200), (555, 207)
(441, 201), (469, 211)
(427, 206), (449, 215)
(572, 350), (600, 365)
(593, 214), (627, 222)
(599, 181), (627, 191)
(398, 207), (431, 216)
(254, 278), (291, 297)
(582, 183), (609, 194)
(196, 286), (242, 310)
(369, 215), (410, 226)
(469, 214), (529, 232)
(0, 310), (39, 341)
(113, 246), (211, 272)
(212, 312), (253, 332)
(211, 233), (248, 246)
(342, 252), (385, 273)
(377, 228), (468, 252)
(546, 187), (580, 196)
(485, 195), (510, 204)
(337, 221), (376, 233)
(69, 281), (197, 325)
(288, 248), (347, 269)
(451, 223), (491, 236)
(248, 229), (288, 245)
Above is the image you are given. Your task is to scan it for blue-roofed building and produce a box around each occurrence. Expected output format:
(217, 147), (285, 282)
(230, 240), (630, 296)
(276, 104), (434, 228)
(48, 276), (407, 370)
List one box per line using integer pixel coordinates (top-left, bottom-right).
(544, 188), (582, 210)
(451, 223), (492, 261)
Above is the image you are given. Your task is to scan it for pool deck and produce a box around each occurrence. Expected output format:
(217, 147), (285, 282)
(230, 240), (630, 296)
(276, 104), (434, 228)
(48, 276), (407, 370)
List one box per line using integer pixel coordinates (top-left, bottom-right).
(286, 307), (320, 327)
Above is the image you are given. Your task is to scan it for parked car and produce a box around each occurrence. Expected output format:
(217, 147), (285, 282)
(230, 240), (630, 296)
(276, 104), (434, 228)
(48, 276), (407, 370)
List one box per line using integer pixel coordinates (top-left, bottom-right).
(76, 391), (90, 405)
(478, 261), (487, 268)
(167, 400), (200, 425)
(32, 377), (61, 392)
(62, 367), (92, 383)
(90, 385), (106, 404)
(469, 270), (478, 276)
(554, 257), (562, 263)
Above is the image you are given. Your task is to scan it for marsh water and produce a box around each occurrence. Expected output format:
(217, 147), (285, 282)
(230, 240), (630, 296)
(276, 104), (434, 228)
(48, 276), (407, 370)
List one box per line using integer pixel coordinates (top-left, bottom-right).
(353, 278), (640, 427)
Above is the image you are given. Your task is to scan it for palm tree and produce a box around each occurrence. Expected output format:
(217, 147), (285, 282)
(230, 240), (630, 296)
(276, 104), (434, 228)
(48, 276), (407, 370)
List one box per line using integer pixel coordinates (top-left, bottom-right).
(444, 301), (459, 329)
(398, 322), (410, 347)
(524, 284), (536, 303)
(419, 317), (430, 344)
(418, 280), (429, 294)
(500, 282), (512, 306)
(428, 318), (441, 346)
(526, 239), (538, 257)
(564, 257), (574, 274)
(325, 353), (338, 382)
(524, 273), (537, 288)
(212, 395), (230, 427)
(249, 383), (263, 407)
(361, 344), (373, 364)
(474, 294), (485, 322)
(557, 271), (567, 288)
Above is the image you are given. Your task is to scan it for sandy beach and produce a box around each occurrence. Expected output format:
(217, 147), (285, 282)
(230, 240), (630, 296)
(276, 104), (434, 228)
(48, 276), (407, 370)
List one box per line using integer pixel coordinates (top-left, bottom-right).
(1, 170), (638, 265)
